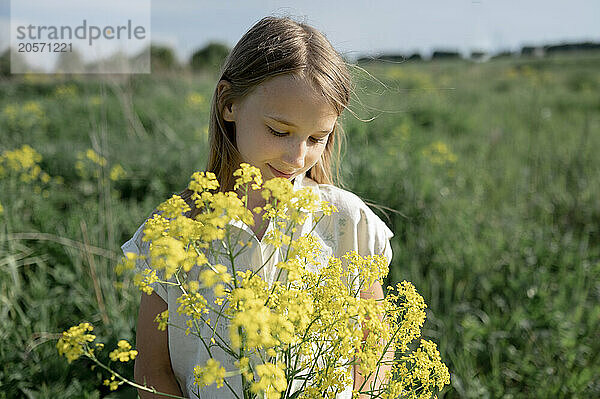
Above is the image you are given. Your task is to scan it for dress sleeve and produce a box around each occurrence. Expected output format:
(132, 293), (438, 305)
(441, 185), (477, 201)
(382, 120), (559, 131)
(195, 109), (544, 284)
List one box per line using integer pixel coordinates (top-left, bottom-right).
(120, 220), (168, 302)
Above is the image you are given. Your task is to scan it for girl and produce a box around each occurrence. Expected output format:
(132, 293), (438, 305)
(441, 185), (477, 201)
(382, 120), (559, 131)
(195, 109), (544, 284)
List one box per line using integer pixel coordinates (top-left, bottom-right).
(121, 16), (394, 399)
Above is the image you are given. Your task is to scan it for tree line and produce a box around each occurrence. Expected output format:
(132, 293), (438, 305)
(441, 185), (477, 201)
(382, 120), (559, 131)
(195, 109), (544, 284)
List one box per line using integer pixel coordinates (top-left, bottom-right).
(2, 40), (600, 76)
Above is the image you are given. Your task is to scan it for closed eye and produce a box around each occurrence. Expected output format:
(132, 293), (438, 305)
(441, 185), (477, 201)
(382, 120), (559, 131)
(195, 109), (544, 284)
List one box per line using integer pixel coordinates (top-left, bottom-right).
(267, 126), (328, 144)
(310, 135), (329, 144)
(267, 125), (288, 137)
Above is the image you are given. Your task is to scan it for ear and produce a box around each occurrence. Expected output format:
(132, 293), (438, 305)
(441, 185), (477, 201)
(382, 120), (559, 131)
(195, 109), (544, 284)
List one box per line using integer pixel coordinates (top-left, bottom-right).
(217, 80), (236, 122)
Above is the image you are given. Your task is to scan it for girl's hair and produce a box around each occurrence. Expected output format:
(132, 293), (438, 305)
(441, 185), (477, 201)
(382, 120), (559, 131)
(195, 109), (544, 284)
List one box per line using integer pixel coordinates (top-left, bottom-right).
(179, 16), (351, 217)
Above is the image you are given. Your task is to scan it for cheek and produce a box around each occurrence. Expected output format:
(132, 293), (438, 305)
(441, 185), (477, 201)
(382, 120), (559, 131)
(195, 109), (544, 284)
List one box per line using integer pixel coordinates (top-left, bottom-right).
(236, 130), (257, 161)
(237, 128), (277, 161)
(307, 146), (326, 166)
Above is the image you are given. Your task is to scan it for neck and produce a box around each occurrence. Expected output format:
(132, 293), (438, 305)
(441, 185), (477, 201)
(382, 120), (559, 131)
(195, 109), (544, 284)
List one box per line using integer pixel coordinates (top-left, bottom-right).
(244, 188), (266, 211)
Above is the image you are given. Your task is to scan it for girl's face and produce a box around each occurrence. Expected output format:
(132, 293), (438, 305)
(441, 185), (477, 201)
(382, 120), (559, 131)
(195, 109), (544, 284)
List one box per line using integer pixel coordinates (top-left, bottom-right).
(221, 74), (338, 182)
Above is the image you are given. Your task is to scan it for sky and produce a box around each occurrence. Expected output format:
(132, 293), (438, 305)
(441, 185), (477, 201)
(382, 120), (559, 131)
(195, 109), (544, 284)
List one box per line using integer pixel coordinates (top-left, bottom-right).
(1, 0), (599, 62)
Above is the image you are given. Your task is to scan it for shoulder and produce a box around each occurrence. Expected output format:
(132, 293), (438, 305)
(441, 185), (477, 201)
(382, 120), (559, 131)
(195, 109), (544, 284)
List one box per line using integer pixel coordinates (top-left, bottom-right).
(317, 183), (367, 221)
(314, 182), (394, 264)
(121, 218), (149, 256)
(316, 182), (394, 241)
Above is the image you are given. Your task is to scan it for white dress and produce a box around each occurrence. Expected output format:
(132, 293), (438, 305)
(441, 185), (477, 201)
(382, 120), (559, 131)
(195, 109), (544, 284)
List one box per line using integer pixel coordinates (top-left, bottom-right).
(121, 172), (394, 399)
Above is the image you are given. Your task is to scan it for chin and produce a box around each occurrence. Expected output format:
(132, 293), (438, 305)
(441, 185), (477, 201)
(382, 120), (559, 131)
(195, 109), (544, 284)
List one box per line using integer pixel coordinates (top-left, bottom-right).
(266, 163), (295, 179)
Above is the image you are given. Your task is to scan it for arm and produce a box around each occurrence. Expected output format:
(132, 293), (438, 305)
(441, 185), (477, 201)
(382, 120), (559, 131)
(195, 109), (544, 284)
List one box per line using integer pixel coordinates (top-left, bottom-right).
(353, 280), (394, 398)
(135, 292), (183, 398)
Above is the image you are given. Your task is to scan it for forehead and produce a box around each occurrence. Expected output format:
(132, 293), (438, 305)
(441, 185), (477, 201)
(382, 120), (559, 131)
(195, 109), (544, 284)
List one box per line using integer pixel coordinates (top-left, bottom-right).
(244, 74), (338, 125)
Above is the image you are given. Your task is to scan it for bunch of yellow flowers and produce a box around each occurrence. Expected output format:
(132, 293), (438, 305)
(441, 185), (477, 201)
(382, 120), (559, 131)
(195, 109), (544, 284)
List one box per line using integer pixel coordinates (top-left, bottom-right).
(58, 163), (449, 398)
(0, 145), (51, 184)
(56, 323), (137, 392)
(0, 145), (55, 216)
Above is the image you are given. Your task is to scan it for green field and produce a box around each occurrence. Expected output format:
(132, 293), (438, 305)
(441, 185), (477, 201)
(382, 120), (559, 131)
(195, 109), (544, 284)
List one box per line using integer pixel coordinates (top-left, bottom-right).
(1, 52), (599, 398)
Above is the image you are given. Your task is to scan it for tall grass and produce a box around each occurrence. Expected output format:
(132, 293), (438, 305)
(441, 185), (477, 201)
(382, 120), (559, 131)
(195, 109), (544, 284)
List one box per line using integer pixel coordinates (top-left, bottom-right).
(1, 53), (599, 397)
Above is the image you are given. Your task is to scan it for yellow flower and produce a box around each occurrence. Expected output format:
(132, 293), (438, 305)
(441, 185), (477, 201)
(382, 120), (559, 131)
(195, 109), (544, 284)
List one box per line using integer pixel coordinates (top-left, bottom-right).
(193, 358), (226, 388)
(233, 162), (263, 191)
(262, 228), (291, 248)
(133, 268), (160, 295)
(74, 149), (108, 179)
(343, 251), (389, 292)
(147, 235), (188, 279)
(187, 280), (200, 292)
(0, 145), (51, 184)
(251, 362), (287, 399)
(157, 195), (191, 218)
(235, 357), (253, 380)
(2, 104), (18, 122)
(56, 322), (96, 363)
(54, 84), (78, 98)
(84, 149), (107, 167)
(199, 264), (231, 288)
(177, 291), (209, 320)
(108, 340), (138, 362)
(421, 141), (457, 165)
(154, 310), (169, 331)
(40, 172), (51, 184)
(261, 177), (294, 203)
(289, 234), (322, 264)
(275, 258), (305, 283)
(115, 252), (137, 275)
(2, 102), (45, 130)
(214, 284), (227, 299)
(188, 170), (219, 193)
(103, 374), (120, 391)
(109, 164), (126, 181)
(22, 101), (44, 117)
(186, 92), (205, 108)
(320, 200), (338, 216)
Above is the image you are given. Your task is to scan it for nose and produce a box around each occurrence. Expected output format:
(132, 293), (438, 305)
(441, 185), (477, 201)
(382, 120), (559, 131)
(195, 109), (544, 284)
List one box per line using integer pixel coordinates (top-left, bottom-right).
(282, 138), (306, 170)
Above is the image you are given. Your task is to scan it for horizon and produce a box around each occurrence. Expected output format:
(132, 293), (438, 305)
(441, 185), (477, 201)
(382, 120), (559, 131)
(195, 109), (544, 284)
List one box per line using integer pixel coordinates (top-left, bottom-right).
(1, 0), (599, 66)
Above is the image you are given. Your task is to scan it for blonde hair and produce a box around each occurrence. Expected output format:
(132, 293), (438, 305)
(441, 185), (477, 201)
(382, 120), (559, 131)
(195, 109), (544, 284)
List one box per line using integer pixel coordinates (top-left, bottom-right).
(180, 16), (351, 216)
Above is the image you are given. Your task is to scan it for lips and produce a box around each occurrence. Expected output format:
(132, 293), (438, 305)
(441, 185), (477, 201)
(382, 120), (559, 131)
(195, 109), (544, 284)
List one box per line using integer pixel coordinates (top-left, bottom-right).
(268, 164), (294, 179)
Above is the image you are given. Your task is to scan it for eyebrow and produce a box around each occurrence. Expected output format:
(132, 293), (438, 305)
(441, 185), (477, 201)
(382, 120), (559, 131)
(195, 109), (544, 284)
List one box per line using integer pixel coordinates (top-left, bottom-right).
(265, 115), (333, 134)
